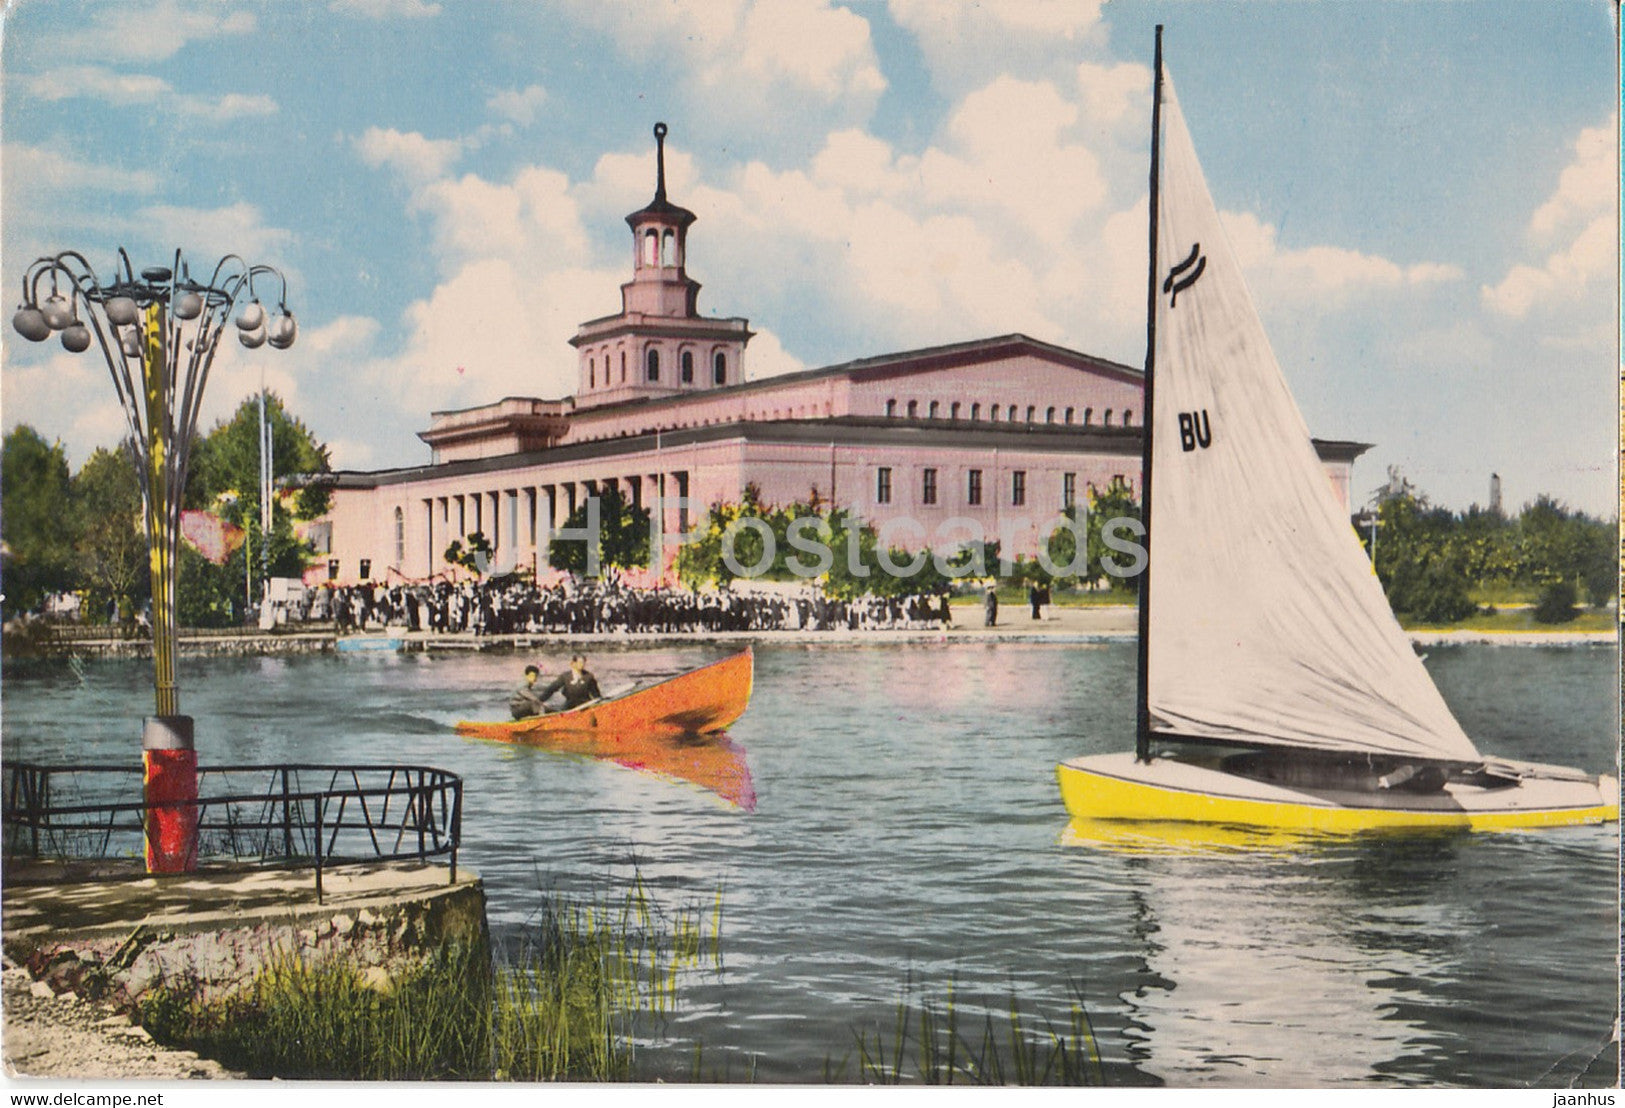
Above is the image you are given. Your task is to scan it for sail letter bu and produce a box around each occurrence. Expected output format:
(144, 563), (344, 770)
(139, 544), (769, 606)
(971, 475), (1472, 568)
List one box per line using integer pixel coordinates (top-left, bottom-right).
(1145, 76), (1479, 764)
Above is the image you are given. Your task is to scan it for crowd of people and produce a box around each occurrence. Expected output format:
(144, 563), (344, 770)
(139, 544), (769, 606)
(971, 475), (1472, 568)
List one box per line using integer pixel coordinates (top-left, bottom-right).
(283, 578), (955, 636)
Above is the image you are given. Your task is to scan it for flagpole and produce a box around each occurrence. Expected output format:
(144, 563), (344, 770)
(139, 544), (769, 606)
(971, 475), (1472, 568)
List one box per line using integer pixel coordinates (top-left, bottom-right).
(1135, 25), (1164, 764)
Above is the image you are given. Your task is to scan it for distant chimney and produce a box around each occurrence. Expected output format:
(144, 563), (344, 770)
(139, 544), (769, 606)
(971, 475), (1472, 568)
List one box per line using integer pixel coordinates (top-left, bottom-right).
(1490, 472), (1502, 514)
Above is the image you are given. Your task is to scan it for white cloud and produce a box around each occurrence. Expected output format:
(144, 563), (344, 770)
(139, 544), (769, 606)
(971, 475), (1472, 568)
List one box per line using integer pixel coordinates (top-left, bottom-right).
(135, 202), (295, 261)
(353, 128), (466, 186)
(1221, 210), (1462, 306)
(59, 1), (257, 65)
(3, 144), (161, 196)
(487, 85), (548, 126)
(22, 65), (276, 121)
(887, 0), (1108, 95)
(559, 0), (885, 127)
(328, 0), (442, 18)
(741, 328), (804, 380)
(1529, 119), (1615, 240)
(1483, 117), (1617, 320)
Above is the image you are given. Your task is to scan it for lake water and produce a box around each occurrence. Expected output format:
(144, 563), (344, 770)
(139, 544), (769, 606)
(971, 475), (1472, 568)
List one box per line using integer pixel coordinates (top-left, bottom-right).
(2, 640), (1618, 1088)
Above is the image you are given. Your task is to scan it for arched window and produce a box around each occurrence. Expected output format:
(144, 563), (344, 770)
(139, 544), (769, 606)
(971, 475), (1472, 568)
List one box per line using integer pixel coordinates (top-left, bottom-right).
(589, 357), (595, 388)
(681, 351), (694, 384)
(950, 401), (961, 419)
(647, 348), (660, 382)
(886, 399), (897, 417)
(1123, 410), (1134, 426)
(971, 403), (981, 420)
(928, 400), (939, 419)
(1008, 405), (1018, 422)
(620, 351), (627, 382)
(907, 400), (918, 418)
(394, 507), (405, 567)
(1026, 405), (1036, 423)
(713, 351), (726, 385)
(642, 229), (658, 266)
(1065, 406), (1075, 424)
(1046, 407), (1055, 423)
(1084, 407), (1093, 426)
(989, 404), (999, 422)
(1104, 409), (1114, 426)
(661, 230), (676, 266)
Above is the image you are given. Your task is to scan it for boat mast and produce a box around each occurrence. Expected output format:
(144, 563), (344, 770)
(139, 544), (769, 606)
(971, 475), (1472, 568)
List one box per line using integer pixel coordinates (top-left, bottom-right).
(1135, 26), (1164, 764)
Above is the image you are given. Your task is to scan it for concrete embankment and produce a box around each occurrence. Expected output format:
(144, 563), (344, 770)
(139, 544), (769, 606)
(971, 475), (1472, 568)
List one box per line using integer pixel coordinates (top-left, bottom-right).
(2, 861), (487, 1079)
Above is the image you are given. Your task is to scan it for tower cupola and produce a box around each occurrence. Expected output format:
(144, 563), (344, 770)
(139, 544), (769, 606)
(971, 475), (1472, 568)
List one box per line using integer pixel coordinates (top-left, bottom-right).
(570, 123), (752, 409)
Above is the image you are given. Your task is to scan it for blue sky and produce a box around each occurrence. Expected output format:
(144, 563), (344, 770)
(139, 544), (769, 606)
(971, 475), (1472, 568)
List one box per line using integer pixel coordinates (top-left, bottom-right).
(2, 0), (1617, 516)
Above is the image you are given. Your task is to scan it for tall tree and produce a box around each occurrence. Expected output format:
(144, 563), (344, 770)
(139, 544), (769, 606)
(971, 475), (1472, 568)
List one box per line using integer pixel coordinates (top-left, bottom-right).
(548, 485), (650, 579)
(72, 445), (148, 623)
(1, 426), (78, 613)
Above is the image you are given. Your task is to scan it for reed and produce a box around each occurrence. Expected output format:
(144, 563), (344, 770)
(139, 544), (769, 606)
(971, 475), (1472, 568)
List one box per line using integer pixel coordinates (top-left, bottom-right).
(136, 880), (726, 1081)
(851, 976), (1105, 1086)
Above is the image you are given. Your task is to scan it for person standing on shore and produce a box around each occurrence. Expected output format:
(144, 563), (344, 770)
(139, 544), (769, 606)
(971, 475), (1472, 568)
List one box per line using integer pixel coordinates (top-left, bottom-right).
(983, 585), (998, 627)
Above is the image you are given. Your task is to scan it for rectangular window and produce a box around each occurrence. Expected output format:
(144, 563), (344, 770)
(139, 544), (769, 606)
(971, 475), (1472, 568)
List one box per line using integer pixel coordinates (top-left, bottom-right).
(1011, 470), (1026, 507)
(967, 469), (983, 506)
(922, 467), (938, 506)
(1063, 472), (1076, 509)
(876, 466), (893, 504)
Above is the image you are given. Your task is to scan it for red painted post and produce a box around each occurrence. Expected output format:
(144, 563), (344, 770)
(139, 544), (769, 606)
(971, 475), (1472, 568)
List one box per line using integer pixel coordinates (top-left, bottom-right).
(143, 715), (198, 873)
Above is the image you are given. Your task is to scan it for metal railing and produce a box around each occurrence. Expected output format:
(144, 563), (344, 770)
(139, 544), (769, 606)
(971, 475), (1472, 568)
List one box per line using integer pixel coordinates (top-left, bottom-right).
(3, 762), (462, 902)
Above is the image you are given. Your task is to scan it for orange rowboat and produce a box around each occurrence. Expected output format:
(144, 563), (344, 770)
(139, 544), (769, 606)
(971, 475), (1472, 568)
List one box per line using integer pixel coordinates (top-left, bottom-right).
(456, 648), (754, 741)
(455, 649), (756, 809)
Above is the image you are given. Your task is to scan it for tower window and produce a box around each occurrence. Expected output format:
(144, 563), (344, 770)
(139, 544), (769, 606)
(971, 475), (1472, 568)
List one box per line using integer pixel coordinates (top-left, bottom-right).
(950, 401), (961, 419)
(971, 403), (981, 420)
(907, 400), (918, 418)
(589, 357), (595, 388)
(1123, 410), (1134, 426)
(1008, 405), (1018, 422)
(1026, 405), (1036, 423)
(1104, 409), (1114, 426)
(1046, 406), (1056, 424)
(713, 351), (726, 385)
(989, 405), (999, 422)
(928, 400), (939, 419)
(647, 348), (660, 382)
(661, 230), (676, 266)
(682, 351), (694, 383)
(621, 351), (627, 382)
(643, 229), (658, 266)
(1065, 406), (1075, 424)
(886, 399), (897, 417)
(1084, 407), (1093, 426)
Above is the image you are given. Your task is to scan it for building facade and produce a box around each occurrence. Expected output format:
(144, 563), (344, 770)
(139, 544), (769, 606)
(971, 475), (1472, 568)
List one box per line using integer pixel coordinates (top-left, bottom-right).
(315, 125), (1364, 586)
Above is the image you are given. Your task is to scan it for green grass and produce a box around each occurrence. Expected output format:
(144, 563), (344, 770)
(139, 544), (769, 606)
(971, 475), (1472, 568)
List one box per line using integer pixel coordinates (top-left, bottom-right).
(847, 977), (1105, 1087)
(136, 879), (724, 1081)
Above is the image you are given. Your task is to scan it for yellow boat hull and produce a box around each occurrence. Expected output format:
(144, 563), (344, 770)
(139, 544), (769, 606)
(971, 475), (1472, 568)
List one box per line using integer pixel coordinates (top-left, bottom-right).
(1057, 751), (1619, 834)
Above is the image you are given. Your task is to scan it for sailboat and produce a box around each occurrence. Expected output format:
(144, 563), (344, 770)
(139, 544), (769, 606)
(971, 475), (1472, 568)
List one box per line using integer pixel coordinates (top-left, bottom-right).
(1056, 30), (1618, 833)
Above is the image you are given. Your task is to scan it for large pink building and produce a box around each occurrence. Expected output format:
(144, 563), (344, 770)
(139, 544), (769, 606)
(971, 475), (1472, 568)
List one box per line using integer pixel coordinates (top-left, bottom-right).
(316, 125), (1363, 586)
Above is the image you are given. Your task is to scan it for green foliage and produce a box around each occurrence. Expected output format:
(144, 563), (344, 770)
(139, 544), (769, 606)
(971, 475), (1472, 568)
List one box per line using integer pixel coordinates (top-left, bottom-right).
(445, 531), (495, 575)
(137, 879), (725, 1081)
(1370, 480), (1617, 624)
(1533, 580), (1579, 624)
(71, 445), (148, 623)
(1, 426), (79, 611)
(1033, 480), (1143, 592)
(547, 484), (650, 579)
(676, 488), (955, 598)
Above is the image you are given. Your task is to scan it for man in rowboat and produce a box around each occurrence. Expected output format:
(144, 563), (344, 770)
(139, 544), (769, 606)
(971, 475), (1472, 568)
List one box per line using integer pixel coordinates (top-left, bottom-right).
(509, 664), (550, 719)
(536, 653), (603, 712)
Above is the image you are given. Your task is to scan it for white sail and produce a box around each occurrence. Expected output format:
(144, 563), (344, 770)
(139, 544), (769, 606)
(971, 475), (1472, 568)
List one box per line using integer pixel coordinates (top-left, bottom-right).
(1144, 76), (1480, 763)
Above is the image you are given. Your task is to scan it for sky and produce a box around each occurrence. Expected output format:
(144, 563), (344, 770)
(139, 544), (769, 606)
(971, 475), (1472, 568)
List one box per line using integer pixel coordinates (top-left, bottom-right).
(1, 0), (1618, 516)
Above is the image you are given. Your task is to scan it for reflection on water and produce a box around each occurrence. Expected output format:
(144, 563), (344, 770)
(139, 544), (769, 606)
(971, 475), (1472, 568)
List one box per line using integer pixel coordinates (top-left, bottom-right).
(461, 727), (756, 811)
(1, 641), (1616, 1087)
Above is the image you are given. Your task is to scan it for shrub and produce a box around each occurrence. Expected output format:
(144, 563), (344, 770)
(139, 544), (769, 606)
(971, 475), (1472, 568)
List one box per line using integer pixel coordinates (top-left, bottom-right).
(1533, 580), (1579, 624)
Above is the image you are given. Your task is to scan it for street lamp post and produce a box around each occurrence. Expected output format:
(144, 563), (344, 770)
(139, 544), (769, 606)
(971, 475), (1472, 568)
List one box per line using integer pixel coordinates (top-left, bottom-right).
(13, 248), (296, 873)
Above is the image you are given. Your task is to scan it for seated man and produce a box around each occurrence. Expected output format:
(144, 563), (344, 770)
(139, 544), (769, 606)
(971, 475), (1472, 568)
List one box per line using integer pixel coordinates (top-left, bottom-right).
(509, 664), (550, 719)
(537, 653), (603, 711)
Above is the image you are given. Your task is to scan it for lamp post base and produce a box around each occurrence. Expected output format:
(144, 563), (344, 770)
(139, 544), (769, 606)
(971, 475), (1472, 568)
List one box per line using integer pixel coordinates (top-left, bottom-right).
(143, 715), (198, 874)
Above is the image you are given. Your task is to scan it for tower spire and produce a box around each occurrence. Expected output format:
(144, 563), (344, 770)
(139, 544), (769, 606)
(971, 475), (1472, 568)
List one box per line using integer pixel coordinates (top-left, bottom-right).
(654, 122), (668, 203)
